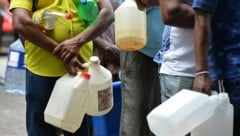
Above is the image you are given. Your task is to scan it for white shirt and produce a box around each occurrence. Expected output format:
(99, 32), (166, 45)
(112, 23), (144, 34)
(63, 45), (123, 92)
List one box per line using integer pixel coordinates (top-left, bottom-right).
(160, 27), (195, 77)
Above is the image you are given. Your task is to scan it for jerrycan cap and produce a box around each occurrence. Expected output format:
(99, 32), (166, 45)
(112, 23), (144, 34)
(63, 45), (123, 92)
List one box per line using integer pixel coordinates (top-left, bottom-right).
(80, 72), (91, 79)
(90, 56), (100, 64)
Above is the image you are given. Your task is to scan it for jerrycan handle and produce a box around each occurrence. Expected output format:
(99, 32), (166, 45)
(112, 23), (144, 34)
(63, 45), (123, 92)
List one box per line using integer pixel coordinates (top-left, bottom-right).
(217, 80), (232, 105)
(218, 80), (225, 93)
(82, 63), (89, 68)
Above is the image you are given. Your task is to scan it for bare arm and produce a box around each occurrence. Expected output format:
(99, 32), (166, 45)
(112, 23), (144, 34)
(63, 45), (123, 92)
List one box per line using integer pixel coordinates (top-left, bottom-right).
(53, 0), (114, 62)
(194, 9), (212, 73)
(159, 0), (194, 28)
(77, 0), (114, 43)
(12, 8), (58, 52)
(193, 9), (213, 95)
(93, 36), (120, 63)
(11, 8), (84, 75)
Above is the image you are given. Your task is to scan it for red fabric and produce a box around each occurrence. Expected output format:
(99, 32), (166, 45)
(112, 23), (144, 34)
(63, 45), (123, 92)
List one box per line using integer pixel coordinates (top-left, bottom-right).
(2, 13), (13, 32)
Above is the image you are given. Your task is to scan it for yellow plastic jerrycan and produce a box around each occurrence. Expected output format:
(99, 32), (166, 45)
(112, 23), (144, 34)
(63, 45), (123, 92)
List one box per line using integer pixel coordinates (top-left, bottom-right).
(114, 0), (147, 51)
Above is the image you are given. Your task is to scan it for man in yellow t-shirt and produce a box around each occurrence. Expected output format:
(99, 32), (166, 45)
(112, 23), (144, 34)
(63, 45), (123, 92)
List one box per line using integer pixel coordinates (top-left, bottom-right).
(9, 0), (113, 135)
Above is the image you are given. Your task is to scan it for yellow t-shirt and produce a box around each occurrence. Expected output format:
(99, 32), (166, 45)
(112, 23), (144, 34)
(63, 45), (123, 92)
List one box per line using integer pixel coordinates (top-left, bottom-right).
(9, 0), (93, 77)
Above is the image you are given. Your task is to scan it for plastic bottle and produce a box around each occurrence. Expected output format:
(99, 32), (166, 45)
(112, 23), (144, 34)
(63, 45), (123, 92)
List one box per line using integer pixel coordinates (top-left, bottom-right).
(147, 89), (215, 136)
(74, 0), (99, 25)
(33, 10), (73, 31)
(86, 56), (113, 116)
(4, 39), (26, 95)
(191, 93), (233, 136)
(114, 0), (147, 51)
(44, 72), (91, 133)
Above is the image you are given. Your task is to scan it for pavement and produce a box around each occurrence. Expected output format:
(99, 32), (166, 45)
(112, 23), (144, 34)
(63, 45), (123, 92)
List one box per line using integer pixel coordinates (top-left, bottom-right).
(0, 33), (27, 136)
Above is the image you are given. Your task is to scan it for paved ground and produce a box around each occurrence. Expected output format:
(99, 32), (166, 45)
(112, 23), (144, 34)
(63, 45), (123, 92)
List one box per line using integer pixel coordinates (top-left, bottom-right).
(0, 34), (27, 136)
(0, 85), (27, 136)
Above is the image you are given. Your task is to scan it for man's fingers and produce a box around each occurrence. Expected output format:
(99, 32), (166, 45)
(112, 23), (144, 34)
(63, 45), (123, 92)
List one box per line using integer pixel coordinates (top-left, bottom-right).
(77, 55), (85, 64)
(53, 46), (61, 56)
(63, 53), (75, 64)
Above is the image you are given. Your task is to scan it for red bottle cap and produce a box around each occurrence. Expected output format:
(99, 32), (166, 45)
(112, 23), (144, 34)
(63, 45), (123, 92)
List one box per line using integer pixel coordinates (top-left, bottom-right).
(80, 72), (91, 79)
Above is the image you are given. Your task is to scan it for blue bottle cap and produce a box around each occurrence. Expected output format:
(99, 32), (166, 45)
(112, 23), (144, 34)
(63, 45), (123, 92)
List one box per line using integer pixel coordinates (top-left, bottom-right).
(80, 0), (87, 4)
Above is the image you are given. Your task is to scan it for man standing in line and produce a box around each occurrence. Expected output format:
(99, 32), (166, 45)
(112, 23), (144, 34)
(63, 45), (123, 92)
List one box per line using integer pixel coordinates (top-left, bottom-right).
(9, 0), (114, 135)
(154, 0), (195, 102)
(192, 0), (240, 135)
(120, 0), (164, 135)
(93, 0), (120, 81)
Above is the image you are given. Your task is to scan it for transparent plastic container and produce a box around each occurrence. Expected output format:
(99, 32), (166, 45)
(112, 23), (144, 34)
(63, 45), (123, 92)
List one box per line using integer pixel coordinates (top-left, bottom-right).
(44, 72), (90, 133)
(4, 39), (26, 95)
(74, 0), (99, 25)
(191, 92), (233, 136)
(114, 0), (146, 51)
(33, 10), (73, 31)
(147, 89), (215, 136)
(86, 56), (113, 116)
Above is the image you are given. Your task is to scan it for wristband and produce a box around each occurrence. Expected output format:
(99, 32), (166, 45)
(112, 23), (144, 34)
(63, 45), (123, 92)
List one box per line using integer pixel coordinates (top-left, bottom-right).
(195, 71), (209, 76)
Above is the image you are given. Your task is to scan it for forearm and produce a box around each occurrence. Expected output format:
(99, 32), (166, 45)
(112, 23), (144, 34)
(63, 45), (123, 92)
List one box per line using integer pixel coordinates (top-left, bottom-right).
(74, 0), (114, 46)
(93, 37), (113, 50)
(159, 0), (194, 28)
(94, 37), (120, 59)
(194, 10), (212, 72)
(12, 8), (58, 52)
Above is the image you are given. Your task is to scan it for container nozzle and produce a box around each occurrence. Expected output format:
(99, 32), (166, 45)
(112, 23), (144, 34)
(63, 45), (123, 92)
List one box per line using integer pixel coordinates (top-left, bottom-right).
(89, 56), (100, 64)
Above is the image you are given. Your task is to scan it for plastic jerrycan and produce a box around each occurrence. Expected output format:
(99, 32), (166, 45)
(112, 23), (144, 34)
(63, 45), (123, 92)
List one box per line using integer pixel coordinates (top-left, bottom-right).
(147, 89), (215, 136)
(191, 92), (233, 136)
(44, 72), (91, 133)
(114, 0), (147, 51)
(86, 56), (113, 116)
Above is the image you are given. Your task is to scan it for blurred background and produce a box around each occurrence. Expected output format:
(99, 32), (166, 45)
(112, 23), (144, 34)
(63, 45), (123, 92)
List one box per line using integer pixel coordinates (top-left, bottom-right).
(0, 0), (27, 136)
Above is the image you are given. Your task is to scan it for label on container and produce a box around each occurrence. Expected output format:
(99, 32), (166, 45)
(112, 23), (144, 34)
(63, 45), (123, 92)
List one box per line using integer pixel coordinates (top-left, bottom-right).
(7, 50), (25, 69)
(98, 86), (112, 111)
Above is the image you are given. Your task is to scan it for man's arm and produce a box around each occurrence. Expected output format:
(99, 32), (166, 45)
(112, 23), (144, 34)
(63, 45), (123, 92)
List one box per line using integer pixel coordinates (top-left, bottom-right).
(69, 0), (114, 46)
(193, 9), (213, 94)
(11, 8), (84, 75)
(93, 36), (120, 63)
(12, 8), (58, 52)
(159, 0), (194, 28)
(53, 0), (114, 63)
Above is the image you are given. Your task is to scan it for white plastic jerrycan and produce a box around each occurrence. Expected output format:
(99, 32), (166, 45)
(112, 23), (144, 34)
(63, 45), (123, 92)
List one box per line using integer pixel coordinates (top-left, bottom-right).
(147, 89), (215, 136)
(114, 0), (147, 51)
(86, 56), (113, 116)
(44, 72), (91, 133)
(191, 92), (233, 136)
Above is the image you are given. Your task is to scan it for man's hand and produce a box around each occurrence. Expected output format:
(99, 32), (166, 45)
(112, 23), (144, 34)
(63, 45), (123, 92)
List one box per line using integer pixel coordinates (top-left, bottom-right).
(135, 0), (148, 10)
(193, 74), (213, 95)
(53, 38), (82, 64)
(63, 55), (86, 75)
(135, 0), (159, 10)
